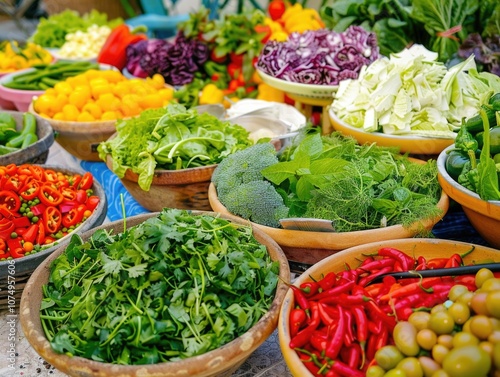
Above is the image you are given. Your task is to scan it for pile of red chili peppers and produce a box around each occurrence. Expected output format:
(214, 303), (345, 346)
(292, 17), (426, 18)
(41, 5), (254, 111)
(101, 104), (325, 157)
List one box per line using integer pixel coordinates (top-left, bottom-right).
(0, 163), (100, 260)
(288, 246), (491, 376)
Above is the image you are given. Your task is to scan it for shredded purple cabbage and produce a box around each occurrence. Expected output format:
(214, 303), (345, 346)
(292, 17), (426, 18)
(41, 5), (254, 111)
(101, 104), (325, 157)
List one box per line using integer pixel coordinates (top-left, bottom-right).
(256, 26), (379, 85)
(125, 32), (209, 86)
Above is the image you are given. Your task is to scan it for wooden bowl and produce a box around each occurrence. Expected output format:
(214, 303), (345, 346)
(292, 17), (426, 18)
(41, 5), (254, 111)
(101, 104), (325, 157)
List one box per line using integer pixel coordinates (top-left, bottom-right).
(278, 238), (500, 377)
(437, 145), (500, 248)
(329, 108), (455, 156)
(0, 165), (107, 308)
(29, 103), (116, 161)
(105, 153), (217, 212)
(20, 211), (290, 377)
(208, 183), (450, 269)
(0, 110), (54, 165)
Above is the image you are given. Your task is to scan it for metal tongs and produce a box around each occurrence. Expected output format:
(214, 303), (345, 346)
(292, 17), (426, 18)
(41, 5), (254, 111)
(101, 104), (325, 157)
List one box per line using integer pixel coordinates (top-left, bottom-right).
(368, 262), (500, 285)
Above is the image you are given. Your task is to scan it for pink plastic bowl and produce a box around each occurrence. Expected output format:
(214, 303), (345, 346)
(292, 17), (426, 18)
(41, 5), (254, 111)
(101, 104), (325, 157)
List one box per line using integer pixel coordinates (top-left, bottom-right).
(0, 68), (44, 112)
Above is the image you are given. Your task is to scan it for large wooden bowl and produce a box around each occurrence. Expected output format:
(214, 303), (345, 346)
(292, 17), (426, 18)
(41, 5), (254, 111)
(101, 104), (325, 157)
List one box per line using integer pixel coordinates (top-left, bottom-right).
(20, 211), (290, 377)
(278, 238), (500, 377)
(208, 183), (450, 269)
(0, 110), (54, 165)
(437, 145), (500, 248)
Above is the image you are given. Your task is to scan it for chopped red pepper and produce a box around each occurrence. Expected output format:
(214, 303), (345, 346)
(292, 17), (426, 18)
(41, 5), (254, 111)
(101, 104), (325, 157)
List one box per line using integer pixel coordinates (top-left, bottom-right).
(62, 204), (86, 228)
(7, 237), (24, 258)
(22, 223), (39, 243)
(0, 190), (21, 212)
(78, 172), (94, 191)
(39, 184), (64, 206)
(12, 216), (30, 228)
(86, 196), (100, 211)
(60, 187), (77, 201)
(43, 206), (62, 234)
(3, 176), (24, 192)
(19, 180), (40, 200)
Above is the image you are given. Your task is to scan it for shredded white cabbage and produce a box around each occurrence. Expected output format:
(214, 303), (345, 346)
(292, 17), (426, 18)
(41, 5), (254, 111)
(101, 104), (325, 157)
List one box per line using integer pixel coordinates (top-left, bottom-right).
(332, 44), (500, 137)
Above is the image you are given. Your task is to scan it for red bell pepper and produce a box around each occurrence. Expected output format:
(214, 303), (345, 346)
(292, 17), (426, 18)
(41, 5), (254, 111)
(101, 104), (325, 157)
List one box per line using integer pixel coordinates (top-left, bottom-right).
(78, 172), (94, 191)
(12, 216), (30, 229)
(86, 196), (100, 211)
(97, 24), (148, 70)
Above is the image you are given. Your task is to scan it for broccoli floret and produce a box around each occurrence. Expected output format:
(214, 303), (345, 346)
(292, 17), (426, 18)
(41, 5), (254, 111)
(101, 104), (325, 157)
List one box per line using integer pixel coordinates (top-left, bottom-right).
(212, 143), (288, 228)
(212, 143), (279, 198)
(223, 181), (289, 228)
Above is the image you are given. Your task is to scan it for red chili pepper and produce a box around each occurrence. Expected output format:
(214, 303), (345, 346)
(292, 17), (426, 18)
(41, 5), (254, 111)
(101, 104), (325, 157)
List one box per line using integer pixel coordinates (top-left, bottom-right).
(19, 180), (40, 201)
(318, 302), (337, 326)
(300, 281), (320, 297)
(344, 343), (362, 370)
(310, 329), (328, 352)
(343, 309), (355, 347)
(427, 257), (449, 269)
(289, 306), (320, 349)
(97, 24), (148, 70)
(318, 271), (337, 291)
(377, 247), (414, 271)
(356, 257), (395, 273)
(358, 266), (394, 287)
(75, 189), (88, 203)
(444, 253), (462, 268)
(330, 359), (365, 377)
(368, 317), (383, 335)
(310, 280), (355, 301)
(22, 223), (39, 243)
(380, 277), (444, 301)
(319, 293), (370, 306)
(365, 300), (396, 331)
(352, 305), (368, 367)
(0, 190), (21, 212)
(289, 307), (307, 338)
(86, 196), (100, 211)
(289, 284), (311, 315)
(43, 206), (62, 234)
(7, 237), (24, 258)
(39, 184), (64, 206)
(78, 172), (94, 191)
(325, 305), (345, 360)
(297, 350), (322, 375)
(62, 204), (86, 228)
(43, 169), (59, 183)
(60, 187), (77, 201)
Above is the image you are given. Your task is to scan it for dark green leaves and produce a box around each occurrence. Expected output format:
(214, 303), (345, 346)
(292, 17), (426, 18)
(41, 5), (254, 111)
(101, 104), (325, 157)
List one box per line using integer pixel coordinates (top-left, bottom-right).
(40, 209), (278, 365)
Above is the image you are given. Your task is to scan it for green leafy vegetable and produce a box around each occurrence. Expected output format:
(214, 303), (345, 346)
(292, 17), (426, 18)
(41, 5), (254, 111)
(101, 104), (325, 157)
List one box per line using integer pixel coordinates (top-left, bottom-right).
(98, 104), (253, 191)
(40, 209), (279, 364)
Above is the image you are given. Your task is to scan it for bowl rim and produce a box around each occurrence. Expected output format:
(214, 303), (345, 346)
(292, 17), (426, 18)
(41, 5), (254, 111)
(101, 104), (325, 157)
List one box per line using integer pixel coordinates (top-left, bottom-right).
(277, 237), (500, 377)
(436, 145), (500, 214)
(20, 210), (290, 376)
(208, 180), (450, 250)
(0, 110), (55, 165)
(0, 164), (108, 278)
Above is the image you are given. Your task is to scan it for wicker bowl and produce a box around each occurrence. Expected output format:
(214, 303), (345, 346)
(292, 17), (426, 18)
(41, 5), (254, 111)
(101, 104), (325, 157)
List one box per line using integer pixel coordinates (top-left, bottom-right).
(437, 145), (500, 248)
(208, 183), (450, 270)
(29, 103), (116, 161)
(278, 238), (500, 377)
(105, 152), (217, 212)
(0, 110), (54, 165)
(20, 211), (290, 377)
(0, 165), (107, 308)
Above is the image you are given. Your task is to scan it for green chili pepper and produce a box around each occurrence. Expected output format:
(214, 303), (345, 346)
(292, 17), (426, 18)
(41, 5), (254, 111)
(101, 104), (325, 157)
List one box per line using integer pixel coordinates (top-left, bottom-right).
(6, 112), (37, 148)
(455, 124), (478, 153)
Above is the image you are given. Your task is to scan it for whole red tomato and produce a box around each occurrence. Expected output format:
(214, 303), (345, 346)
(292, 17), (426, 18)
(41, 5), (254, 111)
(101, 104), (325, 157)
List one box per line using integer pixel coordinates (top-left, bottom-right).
(268, 0), (286, 21)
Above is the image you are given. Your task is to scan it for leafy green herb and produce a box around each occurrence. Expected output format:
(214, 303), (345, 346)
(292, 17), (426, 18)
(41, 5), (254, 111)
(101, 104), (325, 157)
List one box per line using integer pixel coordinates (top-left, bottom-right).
(98, 104), (253, 191)
(40, 209), (279, 364)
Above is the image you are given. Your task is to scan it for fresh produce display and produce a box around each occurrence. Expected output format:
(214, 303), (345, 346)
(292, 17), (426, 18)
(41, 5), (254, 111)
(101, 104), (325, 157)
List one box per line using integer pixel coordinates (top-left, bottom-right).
(0, 163), (100, 260)
(0, 112), (38, 155)
(444, 93), (500, 200)
(124, 32), (209, 86)
(320, 0), (500, 65)
(267, 2), (325, 36)
(30, 9), (123, 48)
(32, 69), (173, 121)
(1, 61), (100, 91)
(39, 208), (280, 364)
(256, 26), (379, 85)
(212, 130), (443, 230)
(98, 103), (253, 191)
(0, 41), (52, 73)
(331, 44), (500, 137)
(56, 24), (112, 60)
(286, 246), (500, 376)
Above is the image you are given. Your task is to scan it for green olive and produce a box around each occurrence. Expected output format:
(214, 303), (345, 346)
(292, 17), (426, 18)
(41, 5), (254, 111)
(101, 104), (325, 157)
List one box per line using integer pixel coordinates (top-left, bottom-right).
(448, 285), (469, 302)
(409, 312), (431, 331)
(447, 301), (470, 325)
(431, 304), (447, 314)
(451, 331), (479, 348)
(428, 311), (455, 335)
(394, 321), (420, 356)
(367, 365), (386, 377)
(396, 357), (424, 377)
(418, 356), (440, 377)
(475, 268), (495, 289)
(431, 344), (450, 365)
(469, 315), (494, 340)
(416, 329), (437, 351)
(376, 345), (405, 370)
(442, 345), (491, 377)
(486, 290), (500, 319)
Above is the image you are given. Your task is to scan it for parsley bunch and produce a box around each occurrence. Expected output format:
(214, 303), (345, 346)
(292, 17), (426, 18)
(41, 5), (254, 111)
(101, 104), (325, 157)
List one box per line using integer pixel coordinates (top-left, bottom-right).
(40, 209), (279, 364)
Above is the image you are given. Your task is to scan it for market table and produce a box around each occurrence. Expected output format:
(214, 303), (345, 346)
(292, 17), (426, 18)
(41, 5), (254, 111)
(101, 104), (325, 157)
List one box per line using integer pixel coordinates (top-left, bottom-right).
(0, 141), (490, 377)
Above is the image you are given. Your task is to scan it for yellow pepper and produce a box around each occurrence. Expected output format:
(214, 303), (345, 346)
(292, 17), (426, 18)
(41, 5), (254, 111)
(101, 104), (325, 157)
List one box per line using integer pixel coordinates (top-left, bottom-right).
(256, 83), (285, 103)
(199, 84), (225, 105)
